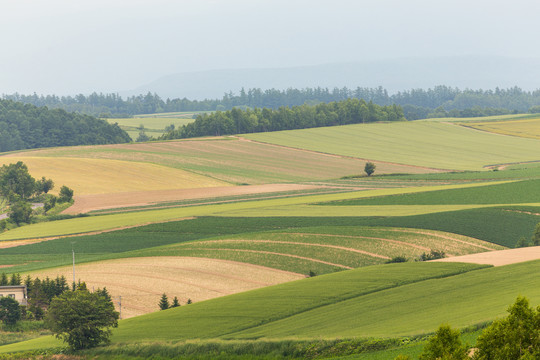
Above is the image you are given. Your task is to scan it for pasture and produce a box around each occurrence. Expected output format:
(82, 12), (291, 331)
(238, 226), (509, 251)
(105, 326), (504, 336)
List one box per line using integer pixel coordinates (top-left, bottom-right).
(107, 116), (195, 140)
(244, 121), (540, 170)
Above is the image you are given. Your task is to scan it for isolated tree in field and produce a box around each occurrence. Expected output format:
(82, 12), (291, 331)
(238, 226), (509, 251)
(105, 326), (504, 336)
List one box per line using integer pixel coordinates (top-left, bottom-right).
(46, 289), (119, 350)
(159, 293), (169, 310)
(58, 185), (74, 203)
(419, 324), (469, 360)
(0, 297), (21, 325)
(473, 296), (540, 359)
(364, 162), (376, 176)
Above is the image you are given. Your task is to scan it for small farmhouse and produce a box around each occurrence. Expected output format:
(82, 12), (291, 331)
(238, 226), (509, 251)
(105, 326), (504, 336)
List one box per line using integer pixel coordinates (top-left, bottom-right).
(0, 285), (27, 306)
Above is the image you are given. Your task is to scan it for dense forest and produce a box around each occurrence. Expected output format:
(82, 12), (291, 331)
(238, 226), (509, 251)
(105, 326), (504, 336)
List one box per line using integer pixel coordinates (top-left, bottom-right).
(160, 98), (404, 139)
(0, 99), (131, 152)
(4, 86), (540, 119)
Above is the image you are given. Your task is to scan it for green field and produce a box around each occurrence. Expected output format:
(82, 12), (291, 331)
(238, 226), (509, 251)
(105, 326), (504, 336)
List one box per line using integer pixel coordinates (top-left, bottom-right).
(6, 260), (540, 355)
(2, 115), (540, 358)
(323, 178), (540, 205)
(244, 121), (540, 170)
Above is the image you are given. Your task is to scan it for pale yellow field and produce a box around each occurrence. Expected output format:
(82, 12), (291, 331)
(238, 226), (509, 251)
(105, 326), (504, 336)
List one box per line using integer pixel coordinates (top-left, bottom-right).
(0, 157), (229, 195)
(28, 257), (303, 318)
(434, 246), (540, 266)
(461, 117), (540, 139)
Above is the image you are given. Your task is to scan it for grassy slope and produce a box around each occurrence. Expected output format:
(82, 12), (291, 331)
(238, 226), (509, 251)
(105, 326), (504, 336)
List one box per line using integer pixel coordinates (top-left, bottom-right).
(244, 121), (540, 170)
(0, 262), (484, 353)
(7, 260), (538, 354)
(227, 260), (540, 339)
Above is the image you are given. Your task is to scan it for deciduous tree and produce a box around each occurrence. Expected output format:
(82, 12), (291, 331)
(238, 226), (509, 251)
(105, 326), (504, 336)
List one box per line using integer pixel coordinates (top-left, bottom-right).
(46, 289), (119, 350)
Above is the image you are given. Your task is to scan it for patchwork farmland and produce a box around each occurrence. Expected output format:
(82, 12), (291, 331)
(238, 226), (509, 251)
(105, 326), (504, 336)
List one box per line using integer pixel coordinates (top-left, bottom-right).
(1, 115), (540, 358)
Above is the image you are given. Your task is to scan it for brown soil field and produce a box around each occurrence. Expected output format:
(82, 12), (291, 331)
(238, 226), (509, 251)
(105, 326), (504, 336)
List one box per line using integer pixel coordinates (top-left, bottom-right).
(28, 257), (303, 319)
(64, 183), (324, 214)
(433, 246), (540, 266)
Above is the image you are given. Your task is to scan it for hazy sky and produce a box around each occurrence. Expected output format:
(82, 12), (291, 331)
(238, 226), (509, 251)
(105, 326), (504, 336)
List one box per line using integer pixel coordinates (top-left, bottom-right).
(2, 0), (540, 95)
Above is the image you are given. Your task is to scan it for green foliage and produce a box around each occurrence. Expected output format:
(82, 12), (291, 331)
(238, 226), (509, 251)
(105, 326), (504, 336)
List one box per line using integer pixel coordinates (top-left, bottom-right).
(162, 98), (405, 139)
(171, 297), (180, 308)
(474, 296), (540, 360)
(531, 222), (540, 246)
(0, 297), (21, 326)
(57, 186), (73, 203)
(516, 236), (531, 248)
(159, 294), (169, 310)
(387, 256), (408, 264)
(418, 325), (468, 360)
(7, 201), (32, 225)
(0, 98), (131, 153)
(418, 250), (446, 261)
(46, 289), (119, 350)
(34, 177), (54, 195)
(0, 162), (36, 202)
(43, 195), (57, 214)
(364, 162), (376, 176)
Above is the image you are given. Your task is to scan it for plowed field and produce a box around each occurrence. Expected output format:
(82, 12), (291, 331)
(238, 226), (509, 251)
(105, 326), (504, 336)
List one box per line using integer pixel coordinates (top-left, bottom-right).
(28, 257), (303, 318)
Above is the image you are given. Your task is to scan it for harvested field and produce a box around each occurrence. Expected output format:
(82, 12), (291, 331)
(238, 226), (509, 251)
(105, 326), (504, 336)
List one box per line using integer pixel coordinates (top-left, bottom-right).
(460, 117), (540, 140)
(4, 137), (441, 185)
(64, 183), (325, 214)
(28, 257), (303, 319)
(433, 246), (540, 266)
(0, 157), (228, 195)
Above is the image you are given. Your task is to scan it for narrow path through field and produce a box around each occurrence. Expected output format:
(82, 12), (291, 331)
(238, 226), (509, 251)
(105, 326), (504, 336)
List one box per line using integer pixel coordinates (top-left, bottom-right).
(189, 239), (391, 259)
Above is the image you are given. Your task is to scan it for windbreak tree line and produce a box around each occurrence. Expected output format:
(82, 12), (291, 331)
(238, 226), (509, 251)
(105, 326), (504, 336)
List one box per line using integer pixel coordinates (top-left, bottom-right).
(161, 98), (405, 139)
(5, 86), (540, 118)
(0, 99), (131, 152)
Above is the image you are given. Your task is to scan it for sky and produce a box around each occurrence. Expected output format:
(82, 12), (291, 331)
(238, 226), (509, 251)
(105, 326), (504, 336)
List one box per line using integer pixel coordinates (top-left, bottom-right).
(2, 0), (540, 95)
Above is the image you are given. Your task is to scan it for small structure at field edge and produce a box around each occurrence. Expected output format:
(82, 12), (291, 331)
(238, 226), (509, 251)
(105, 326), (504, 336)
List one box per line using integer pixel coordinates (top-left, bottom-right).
(0, 285), (28, 306)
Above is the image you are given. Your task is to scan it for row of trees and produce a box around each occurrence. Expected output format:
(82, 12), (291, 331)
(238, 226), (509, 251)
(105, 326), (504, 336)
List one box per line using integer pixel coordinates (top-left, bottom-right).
(161, 99), (405, 139)
(5, 86), (540, 118)
(0, 99), (131, 152)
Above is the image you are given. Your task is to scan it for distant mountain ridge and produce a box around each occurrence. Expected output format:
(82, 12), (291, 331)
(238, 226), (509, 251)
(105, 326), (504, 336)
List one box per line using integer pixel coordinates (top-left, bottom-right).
(123, 56), (540, 100)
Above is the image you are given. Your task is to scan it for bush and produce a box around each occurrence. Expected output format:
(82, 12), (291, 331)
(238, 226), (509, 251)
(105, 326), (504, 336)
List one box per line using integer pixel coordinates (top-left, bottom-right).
(0, 297), (21, 326)
(419, 324), (469, 360)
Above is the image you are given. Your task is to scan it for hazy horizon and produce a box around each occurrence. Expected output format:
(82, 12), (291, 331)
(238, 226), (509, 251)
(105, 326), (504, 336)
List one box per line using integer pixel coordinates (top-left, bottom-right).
(3, 0), (540, 96)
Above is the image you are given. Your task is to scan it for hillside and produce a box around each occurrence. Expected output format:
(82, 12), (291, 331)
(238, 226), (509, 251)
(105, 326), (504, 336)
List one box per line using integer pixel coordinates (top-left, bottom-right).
(0, 99), (130, 152)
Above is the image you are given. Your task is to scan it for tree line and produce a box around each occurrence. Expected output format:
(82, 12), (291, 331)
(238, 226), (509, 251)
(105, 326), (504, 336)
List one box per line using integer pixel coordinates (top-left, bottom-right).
(160, 98), (405, 139)
(4, 86), (540, 119)
(0, 99), (131, 152)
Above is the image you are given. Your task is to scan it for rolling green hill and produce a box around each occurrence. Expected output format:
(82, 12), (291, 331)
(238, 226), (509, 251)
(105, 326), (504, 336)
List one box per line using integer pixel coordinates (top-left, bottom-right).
(244, 121), (540, 170)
